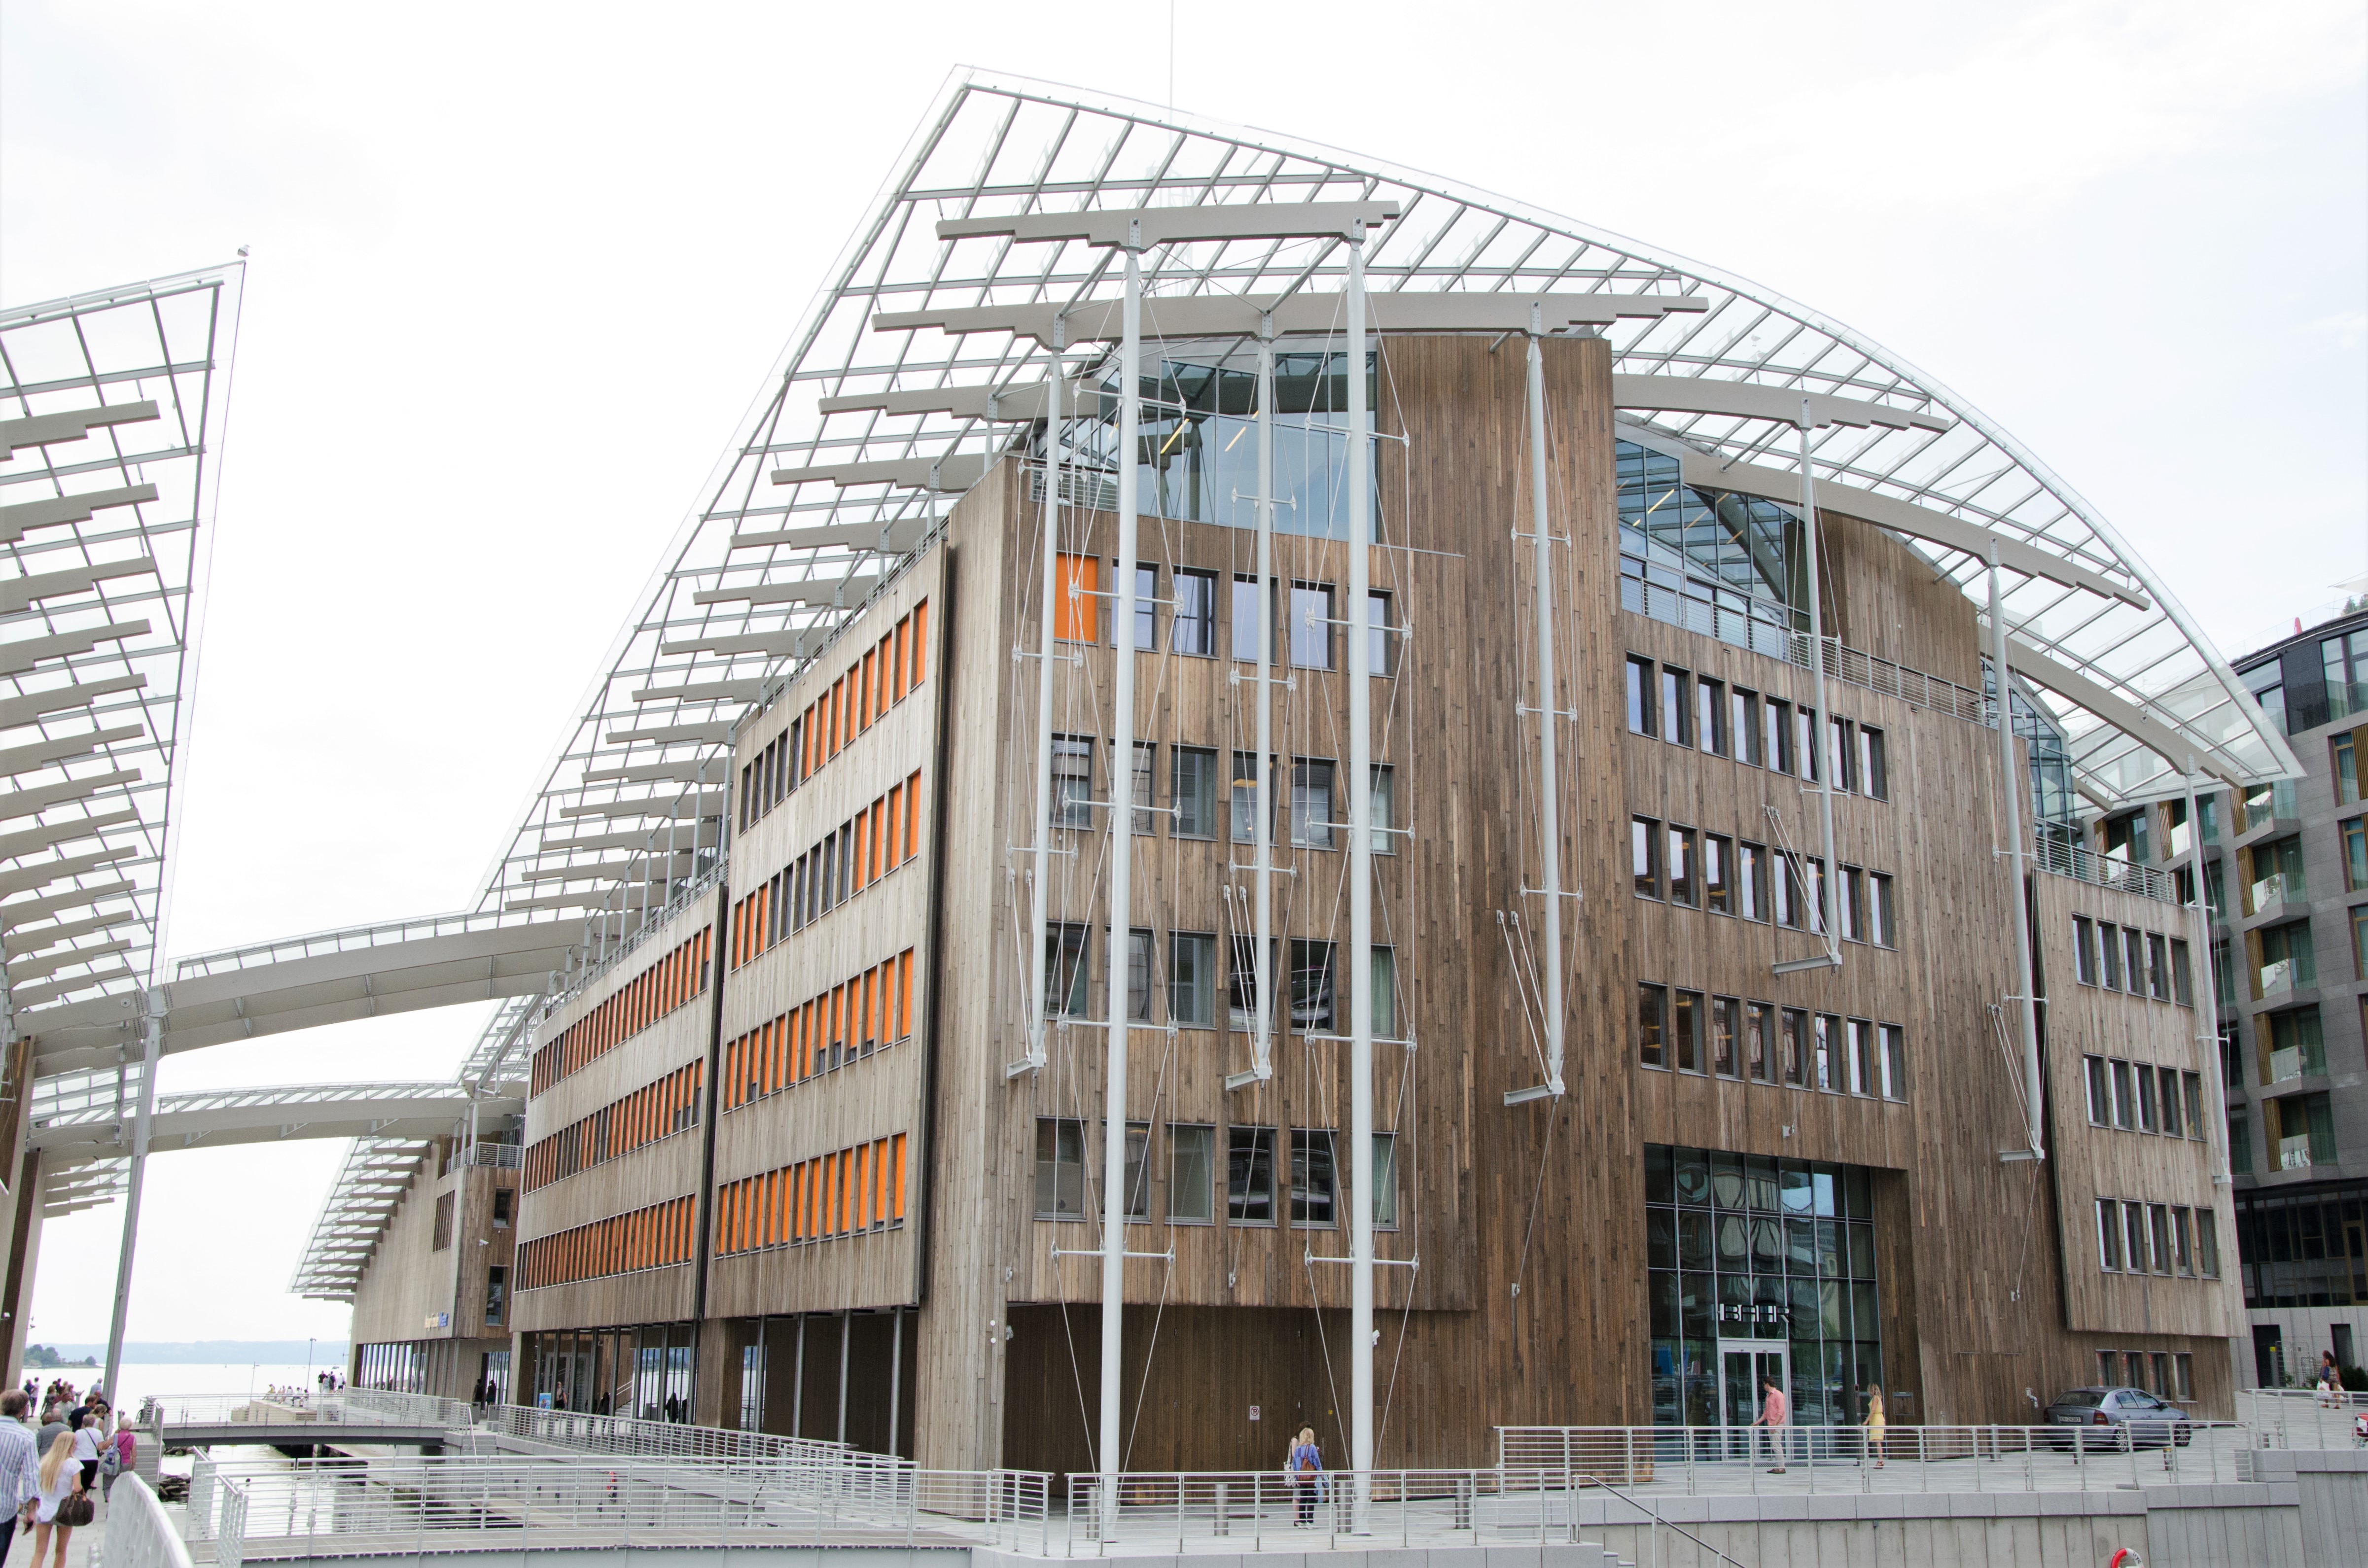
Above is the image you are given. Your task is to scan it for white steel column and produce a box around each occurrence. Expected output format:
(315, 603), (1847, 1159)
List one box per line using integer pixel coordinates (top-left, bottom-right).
(1099, 234), (1144, 1504)
(1988, 545), (2046, 1159)
(1800, 408), (1840, 967)
(1526, 313), (1565, 1098)
(1025, 340), (1064, 1075)
(2182, 758), (2232, 1182)
(1254, 323), (1277, 1083)
(1345, 226), (1376, 1509)
(101, 987), (165, 1401)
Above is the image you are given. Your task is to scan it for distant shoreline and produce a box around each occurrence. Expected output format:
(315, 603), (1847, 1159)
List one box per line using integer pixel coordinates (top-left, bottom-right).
(29, 1343), (350, 1366)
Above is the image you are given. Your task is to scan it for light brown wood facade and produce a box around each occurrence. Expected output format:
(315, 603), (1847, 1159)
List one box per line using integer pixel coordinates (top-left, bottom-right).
(346, 333), (2239, 1469)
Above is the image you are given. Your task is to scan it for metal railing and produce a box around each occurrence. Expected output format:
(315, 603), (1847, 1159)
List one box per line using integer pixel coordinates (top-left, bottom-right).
(149, 1394), (317, 1426)
(2236, 1388), (2368, 1448)
(319, 1388), (901, 1475)
(192, 1455), (1049, 1558)
(465, 1140), (523, 1168)
(1492, 1422), (2257, 1495)
(2035, 836), (2181, 904)
(99, 1475), (194, 1568)
(1621, 571), (1989, 726)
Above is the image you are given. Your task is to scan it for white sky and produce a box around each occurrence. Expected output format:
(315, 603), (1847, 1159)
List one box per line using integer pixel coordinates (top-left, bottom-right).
(3, 0), (2362, 1349)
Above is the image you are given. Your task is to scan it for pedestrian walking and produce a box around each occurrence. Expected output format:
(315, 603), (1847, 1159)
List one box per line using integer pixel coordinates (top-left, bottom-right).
(1861, 1383), (1886, 1468)
(28, 1431), (85, 1568)
(1286, 1427), (1323, 1526)
(0, 1391), (41, 1565)
(69, 1413), (102, 1493)
(34, 1406), (65, 1459)
(100, 1414), (134, 1501)
(1755, 1377), (1791, 1473)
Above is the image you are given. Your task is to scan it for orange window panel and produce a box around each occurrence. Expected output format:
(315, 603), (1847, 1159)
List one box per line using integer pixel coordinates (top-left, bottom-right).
(893, 619), (910, 700)
(893, 1134), (908, 1220)
(860, 651), (876, 730)
(911, 601), (928, 685)
(872, 799), (888, 880)
(874, 635), (889, 713)
(1055, 554), (1097, 641)
(854, 811), (871, 892)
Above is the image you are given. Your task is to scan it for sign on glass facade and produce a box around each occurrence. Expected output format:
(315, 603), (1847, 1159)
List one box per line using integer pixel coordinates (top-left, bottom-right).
(1648, 1145), (1884, 1429)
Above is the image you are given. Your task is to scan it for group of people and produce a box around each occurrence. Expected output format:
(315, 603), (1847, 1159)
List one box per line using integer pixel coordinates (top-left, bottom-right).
(315, 1371), (345, 1395)
(1750, 1377), (1889, 1472)
(0, 1383), (137, 1568)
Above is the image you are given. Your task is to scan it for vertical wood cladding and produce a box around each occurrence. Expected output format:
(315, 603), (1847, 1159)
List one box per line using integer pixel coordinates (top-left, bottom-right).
(705, 548), (949, 1329)
(490, 337), (2241, 1457)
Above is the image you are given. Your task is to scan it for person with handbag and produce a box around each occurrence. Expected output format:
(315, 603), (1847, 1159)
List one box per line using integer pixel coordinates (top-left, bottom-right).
(68, 1413), (104, 1493)
(29, 1430), (88, 1568)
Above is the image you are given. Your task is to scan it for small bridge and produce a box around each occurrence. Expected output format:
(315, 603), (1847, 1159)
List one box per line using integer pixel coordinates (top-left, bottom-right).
(151, 1396), (450, 1454)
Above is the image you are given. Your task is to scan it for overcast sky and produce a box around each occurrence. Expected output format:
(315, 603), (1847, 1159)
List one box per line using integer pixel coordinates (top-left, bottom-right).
(3, 0), (2362, 1351)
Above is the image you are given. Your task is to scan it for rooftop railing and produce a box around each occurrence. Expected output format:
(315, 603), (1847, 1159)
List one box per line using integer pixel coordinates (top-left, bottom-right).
(2034, 836), (2181, 905)
(2235, 1388), (2368, 1448)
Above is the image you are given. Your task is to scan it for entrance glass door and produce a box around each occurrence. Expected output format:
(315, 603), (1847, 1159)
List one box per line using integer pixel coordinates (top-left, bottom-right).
(1719, 1342), (1789, 1456)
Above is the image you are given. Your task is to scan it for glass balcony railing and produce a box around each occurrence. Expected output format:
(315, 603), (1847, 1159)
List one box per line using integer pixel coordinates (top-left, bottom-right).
(2326, 679), (2368, 724)
(2279, 1134), (2315, 1171)
(2250, 871), (2306, 917)
(2265, 1044), (2327, 1085)
(2258, 956), (2315, 1000)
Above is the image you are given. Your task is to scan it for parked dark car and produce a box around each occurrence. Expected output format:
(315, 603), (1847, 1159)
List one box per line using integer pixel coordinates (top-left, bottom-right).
(2041, 1387), (2193, 1450)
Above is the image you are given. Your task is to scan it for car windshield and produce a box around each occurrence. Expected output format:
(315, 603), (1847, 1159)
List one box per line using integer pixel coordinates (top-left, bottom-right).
(2054, 1390), (2105, 1407)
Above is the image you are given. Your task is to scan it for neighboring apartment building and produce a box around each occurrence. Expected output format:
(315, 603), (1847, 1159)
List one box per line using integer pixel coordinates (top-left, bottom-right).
(318, 81), (2291, 1474)
(2150, 606), (2368, 1387)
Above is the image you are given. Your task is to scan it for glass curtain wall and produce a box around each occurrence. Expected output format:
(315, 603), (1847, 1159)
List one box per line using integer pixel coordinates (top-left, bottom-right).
(1617, 442), (1805, 656)
(522, 1322), (699, 1421)
(1647, 1145), (1883, 1432)
(1051, 353), (1379, 539)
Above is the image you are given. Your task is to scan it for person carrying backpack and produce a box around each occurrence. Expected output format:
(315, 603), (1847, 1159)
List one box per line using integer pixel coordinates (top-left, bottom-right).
(1286, 1428), (1323, 1527)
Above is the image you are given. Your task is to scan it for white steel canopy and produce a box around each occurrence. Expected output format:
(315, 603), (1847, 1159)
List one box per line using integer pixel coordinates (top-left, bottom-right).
(0, 264), (241, 1125)
(453, 65), (2284, 866)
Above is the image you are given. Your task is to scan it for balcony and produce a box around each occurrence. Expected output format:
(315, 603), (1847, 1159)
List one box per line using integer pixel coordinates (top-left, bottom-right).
(2248, 871), (2306, 922)
(2256, 958), (2313, 1003)
(2278, 1134), (2316, 1172)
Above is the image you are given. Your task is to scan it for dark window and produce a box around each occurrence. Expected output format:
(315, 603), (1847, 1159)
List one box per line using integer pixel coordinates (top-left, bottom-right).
(1290, 1129), (1338, 1226)
(1661, 667), (1692, 746)
(1172, 569), (1216, 655)
(1626, 656), (1655, 737)
(1638, 982), (1668, 1067)
(1289, 939), (1337, 1032)
(1172, 747), (1217, 838)
(1034, 1117), (1088, 1217)
(1227, 1126), (1277, 1223)
(1633, 817), (1662, 898)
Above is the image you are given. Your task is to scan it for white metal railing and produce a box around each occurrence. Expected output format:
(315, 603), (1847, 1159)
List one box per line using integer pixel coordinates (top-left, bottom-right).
(2237, 1388), (2368, 1448)
(1491, 1423), (2256, 1495)
(465, 1140), (523, 1168)
(99, 1474), (193, 1568)
(2035, 836), (2182, 904)
(318, 1388), (469, 1429)
(172, 906), (563, 979)
(319, 1387), (900, 1475)
(149, 1394), (317, 1427)
(190, 1455), (1048, 1558)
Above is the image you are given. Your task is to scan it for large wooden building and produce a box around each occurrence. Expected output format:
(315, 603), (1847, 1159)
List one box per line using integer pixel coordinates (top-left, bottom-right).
(329, 75), (2296, 1476)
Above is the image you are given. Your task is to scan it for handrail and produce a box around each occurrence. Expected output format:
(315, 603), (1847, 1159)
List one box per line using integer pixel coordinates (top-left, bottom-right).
(1582, 1471), (1754, 1568)
(97, 1474), (193, 1568)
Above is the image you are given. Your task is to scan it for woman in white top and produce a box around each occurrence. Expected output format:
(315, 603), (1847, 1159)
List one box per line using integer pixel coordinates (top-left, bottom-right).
(68, 1414), (102, 1491)
(27, 1431), (83, 1568)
